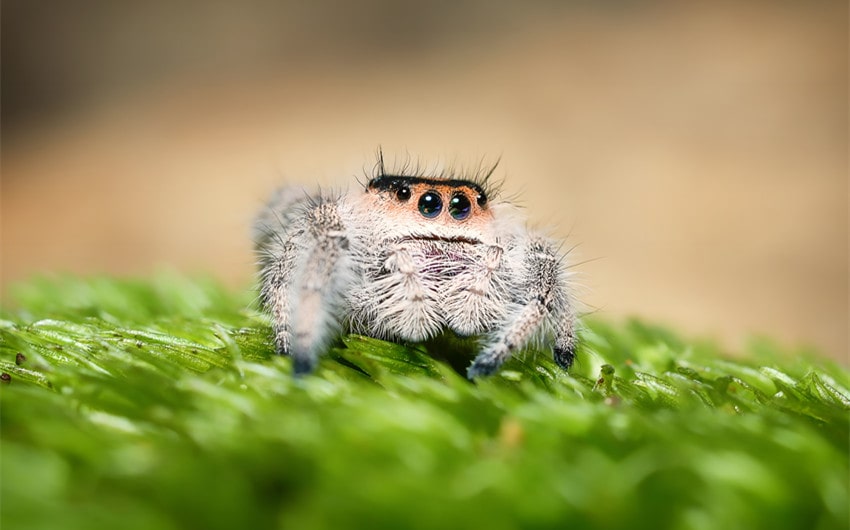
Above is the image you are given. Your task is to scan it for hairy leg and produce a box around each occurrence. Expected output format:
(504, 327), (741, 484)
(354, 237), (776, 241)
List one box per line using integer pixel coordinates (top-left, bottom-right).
(257, 194), (352, 375)
(552, 313), (578, 370)
(254, 187), (309, 361)
(258, 239), (297, 358)
(467, 236), (576, 378)
(288, 201), (352, 374)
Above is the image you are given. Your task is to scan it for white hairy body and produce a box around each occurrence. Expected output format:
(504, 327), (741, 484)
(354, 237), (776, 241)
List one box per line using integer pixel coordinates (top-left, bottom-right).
(254, 161), (578, 378)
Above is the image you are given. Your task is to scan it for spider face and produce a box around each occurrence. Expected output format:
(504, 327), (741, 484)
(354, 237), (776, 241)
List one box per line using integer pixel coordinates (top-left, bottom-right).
(254, 156), (578, 379)
(362, 175), (496, 245)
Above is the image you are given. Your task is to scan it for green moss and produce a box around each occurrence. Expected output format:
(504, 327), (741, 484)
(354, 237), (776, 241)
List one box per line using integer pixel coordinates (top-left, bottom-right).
(1, 275), (848, 530)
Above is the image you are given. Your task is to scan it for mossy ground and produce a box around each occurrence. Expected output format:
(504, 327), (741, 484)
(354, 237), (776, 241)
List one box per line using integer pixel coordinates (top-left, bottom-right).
(1, 275), (848, 530)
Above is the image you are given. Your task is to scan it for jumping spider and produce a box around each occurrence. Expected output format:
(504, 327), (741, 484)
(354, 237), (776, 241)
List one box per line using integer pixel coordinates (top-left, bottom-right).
(253, 156), (578, 379)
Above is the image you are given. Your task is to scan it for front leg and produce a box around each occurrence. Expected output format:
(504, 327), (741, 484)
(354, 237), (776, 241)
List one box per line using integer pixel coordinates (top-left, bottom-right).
(467, 236), (577, 379)
(258, 197), (353, 375)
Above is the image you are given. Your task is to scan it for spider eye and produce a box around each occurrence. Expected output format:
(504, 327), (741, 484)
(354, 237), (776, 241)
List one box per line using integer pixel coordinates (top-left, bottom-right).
(449, 193), (472, 220)
(476, 191), (487, 207)
(418, 191), (443, 218)
(395, 185), (411, 202)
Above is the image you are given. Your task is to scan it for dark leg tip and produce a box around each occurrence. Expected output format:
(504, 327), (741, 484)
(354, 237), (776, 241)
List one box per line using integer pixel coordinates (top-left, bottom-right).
(467, 355), (501, 380)
(292, 355), (318, 376)
(554, 343), (576, 371)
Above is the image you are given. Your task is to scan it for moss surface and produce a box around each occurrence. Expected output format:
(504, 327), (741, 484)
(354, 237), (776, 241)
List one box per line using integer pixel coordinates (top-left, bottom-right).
(1, 275), (848, 530)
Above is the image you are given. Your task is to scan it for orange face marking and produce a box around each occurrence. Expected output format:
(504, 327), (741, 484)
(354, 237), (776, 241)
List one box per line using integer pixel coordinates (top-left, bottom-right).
(364, 175), (494, 230)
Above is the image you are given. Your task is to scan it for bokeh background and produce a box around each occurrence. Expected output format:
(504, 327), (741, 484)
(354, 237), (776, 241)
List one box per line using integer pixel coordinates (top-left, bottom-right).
(2, 1), (847, 362)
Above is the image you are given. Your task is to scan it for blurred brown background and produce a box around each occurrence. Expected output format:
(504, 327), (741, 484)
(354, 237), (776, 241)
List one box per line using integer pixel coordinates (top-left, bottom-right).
(2, 1), (847, 362)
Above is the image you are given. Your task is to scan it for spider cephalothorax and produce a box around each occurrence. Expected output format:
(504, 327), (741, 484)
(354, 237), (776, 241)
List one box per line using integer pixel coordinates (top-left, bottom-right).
(254, 155), (578, 378)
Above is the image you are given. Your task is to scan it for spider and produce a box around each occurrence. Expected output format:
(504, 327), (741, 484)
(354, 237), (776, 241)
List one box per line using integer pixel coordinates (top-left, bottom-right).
(253, 155), (578, 379)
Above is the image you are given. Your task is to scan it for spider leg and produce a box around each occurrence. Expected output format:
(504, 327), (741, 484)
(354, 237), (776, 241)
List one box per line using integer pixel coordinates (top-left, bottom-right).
(257, 194), (352, 375)
(256, 237), (295, 356)
(255, 189), (306, 363)
(552, 303), (578, 371)
(467, 236), (576, 379)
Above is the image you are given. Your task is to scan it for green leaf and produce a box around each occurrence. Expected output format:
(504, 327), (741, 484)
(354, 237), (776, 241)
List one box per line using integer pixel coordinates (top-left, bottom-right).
(1, 275), (847, 530)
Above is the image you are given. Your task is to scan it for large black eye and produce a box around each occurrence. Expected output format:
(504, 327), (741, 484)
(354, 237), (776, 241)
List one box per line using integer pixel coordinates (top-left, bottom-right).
(396, 185), (411, 202)
(476, 191), (487, 207)
(449, 192), (472, 220)
(418, 191), (442, 218)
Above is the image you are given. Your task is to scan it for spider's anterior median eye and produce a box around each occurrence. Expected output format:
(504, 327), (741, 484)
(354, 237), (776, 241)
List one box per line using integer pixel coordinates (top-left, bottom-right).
(449, 192), (472, 220)
(418, 191), (443, 218)
(395, 186), (411, 202)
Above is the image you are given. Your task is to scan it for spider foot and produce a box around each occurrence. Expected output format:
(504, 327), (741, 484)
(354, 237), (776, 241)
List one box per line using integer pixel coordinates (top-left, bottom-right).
(554, 343), (576, 371)
(292, 355), (318, 376)
(467, 351), (505, 379)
